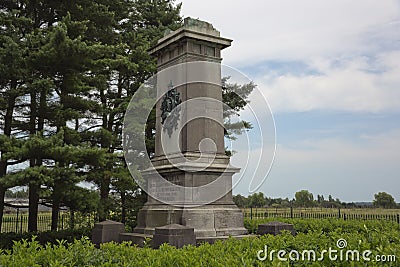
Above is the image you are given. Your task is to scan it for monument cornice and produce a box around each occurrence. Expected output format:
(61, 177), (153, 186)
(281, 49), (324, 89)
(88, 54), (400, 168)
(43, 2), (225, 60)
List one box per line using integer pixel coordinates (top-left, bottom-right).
(149, 28), (232, 56)
(142, 162), (240, 175)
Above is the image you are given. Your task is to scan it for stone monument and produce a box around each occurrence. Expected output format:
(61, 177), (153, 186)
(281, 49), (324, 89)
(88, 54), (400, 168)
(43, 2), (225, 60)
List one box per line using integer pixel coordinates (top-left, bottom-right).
(133, 17), (247, 240)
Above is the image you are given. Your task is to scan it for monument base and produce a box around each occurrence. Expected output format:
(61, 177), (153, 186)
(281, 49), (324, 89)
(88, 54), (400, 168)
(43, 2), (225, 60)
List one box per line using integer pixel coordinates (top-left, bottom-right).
(134, 203), (247, 237)
(134, 153), (247, 238)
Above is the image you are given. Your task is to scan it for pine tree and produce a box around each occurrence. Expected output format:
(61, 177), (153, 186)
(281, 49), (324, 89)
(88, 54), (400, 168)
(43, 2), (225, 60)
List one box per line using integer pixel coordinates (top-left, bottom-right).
(0, 0), (113, 230)
(0, 0), (32, 230)
(80, 0), (182, 221)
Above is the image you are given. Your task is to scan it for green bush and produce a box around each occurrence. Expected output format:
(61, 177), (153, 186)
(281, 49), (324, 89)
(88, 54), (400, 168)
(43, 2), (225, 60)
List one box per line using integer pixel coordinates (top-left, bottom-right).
(245, 217), (400, 235)
(0, 220), (399, 266)
(0, 228), (91, 250)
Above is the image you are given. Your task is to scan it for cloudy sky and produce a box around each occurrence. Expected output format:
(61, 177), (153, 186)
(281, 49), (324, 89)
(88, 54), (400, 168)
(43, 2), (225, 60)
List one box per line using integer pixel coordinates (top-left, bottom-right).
(181, 1), (400, 202)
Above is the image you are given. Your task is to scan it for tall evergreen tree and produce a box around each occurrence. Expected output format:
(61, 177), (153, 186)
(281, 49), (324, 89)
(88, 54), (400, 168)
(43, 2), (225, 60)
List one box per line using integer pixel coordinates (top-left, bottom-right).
(0, 0), (114, 230)
(80, 0), (182, 221)
(0, 0), (32, 230)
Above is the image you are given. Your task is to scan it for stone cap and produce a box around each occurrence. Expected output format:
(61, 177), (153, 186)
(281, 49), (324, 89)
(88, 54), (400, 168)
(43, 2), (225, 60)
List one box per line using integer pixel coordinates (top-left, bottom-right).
(149, 17), (232, 55)
(93, 220), (125, 230)
(155, 224), (195, 236)
(94, 220), (124, 226)
(164, 17), (220, 38)
(257, 221), (296, 236)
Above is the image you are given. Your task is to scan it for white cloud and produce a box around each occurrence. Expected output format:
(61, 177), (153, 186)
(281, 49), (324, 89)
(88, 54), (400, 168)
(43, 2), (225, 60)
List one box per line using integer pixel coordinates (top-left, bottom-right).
(253, 52), (400, 113)
(181, 0), (400, 65)
(182, 1), (400, 114)
(277, 130), (400, 165)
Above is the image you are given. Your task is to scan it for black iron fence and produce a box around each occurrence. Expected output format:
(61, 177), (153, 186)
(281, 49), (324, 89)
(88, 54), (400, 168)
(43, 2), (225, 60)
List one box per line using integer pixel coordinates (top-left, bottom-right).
(1, 212), (96, 233)
(243, 207), (400, 224)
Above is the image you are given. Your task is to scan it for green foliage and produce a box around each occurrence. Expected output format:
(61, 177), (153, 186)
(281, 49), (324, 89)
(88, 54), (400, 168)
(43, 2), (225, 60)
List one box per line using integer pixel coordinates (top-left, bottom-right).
(295, 189), (316, 208)
(0, 227), (91, 250)
(222, 77), (255, 141)
(248, 192), (267, 208)
(236, 191), (347, 209)
(62, 187), (99, 214)
(244, 217), (400, 235)
(234, 193), (293, 208)
(373, 192), (397, 209)
(0, 220), (399, 266)
(233, 194), (249, 208)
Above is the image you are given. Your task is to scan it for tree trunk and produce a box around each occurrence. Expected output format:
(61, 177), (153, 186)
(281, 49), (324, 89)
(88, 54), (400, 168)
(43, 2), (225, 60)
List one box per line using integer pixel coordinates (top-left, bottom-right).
(0, 160), (7, 231)
(28, 181), (39, 232)
(70, 210), (75, 229)
(28, 90), (39, 232)
(28, 88), (46, 232)
(121, 191), (126, 224)
(98, 175), (110, 221)
(51, 186), (61, 231)
(98, 87), (109, 221)
(0, 187), (5, 231)
(0, 86), (17, 231)
(51, 203), (60, 231)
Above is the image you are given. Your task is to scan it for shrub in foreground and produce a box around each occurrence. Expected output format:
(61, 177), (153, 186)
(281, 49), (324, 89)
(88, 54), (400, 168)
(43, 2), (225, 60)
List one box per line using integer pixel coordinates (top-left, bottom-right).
(0, 228), (91, 250)
(0, 219), (399, 266)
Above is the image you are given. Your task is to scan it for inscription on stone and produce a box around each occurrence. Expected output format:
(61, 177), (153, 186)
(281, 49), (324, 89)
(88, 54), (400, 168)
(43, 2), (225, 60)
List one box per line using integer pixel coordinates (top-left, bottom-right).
(149, 175), (183, 202)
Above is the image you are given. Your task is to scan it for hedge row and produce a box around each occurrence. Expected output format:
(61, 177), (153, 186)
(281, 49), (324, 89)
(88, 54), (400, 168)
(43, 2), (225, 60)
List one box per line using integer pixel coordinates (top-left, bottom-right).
(0, 219), (398, 266)
(0, 228), (91, 250)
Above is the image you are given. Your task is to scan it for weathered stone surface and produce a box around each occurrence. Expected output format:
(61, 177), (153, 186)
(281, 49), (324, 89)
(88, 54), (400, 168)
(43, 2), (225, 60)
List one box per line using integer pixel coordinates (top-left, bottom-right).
(214, 209), (247, 236)
(257, 221), (296, 236)
(134, 204), (247, 237)
(92, 220), (125, 246)
(152, 224), (196, 248)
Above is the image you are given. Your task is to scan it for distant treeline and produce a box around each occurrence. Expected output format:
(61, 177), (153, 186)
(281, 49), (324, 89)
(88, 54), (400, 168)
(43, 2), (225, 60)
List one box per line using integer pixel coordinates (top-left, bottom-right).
(233, 190), (398, 209)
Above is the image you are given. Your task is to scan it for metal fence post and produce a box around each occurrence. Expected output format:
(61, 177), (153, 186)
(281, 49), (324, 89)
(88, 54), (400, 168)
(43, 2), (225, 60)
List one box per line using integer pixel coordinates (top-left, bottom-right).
(15, 208), (19, 233)
(20, 213), (23, 233)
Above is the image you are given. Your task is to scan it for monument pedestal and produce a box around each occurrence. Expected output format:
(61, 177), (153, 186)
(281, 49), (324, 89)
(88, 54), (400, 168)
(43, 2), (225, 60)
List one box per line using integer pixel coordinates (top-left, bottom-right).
(135, 204), (247, 237)
(134, 153), (247, 237)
